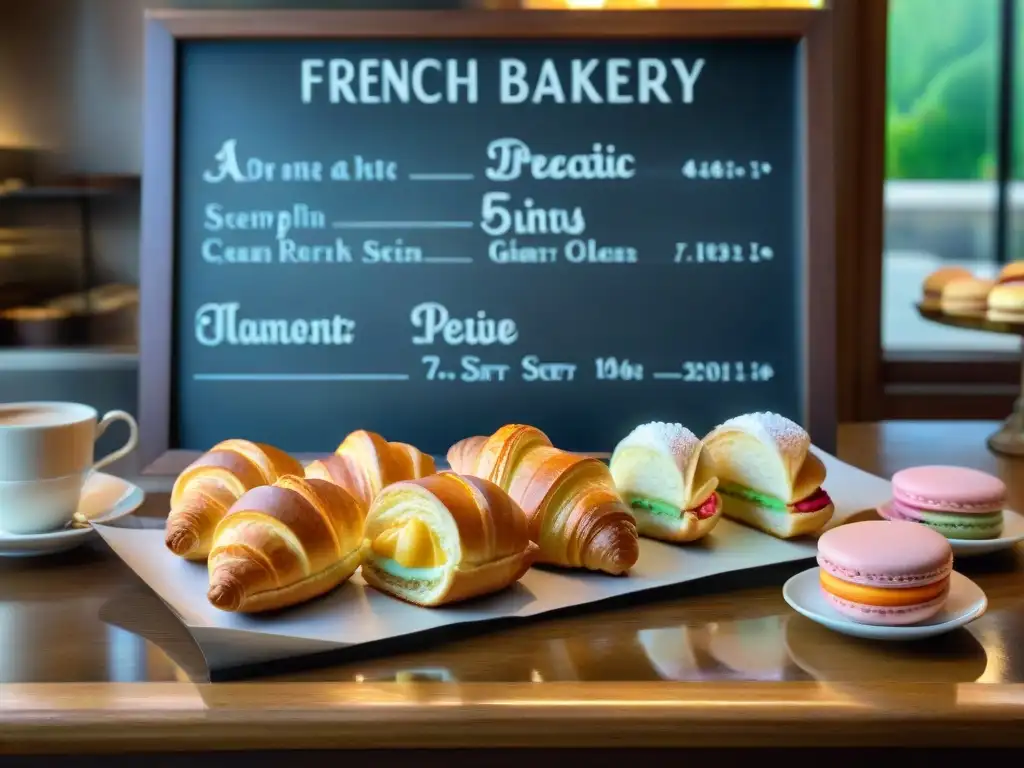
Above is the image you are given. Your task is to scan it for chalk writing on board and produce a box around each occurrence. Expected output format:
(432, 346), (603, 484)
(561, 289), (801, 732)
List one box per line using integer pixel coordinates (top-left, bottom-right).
(299, 57), (707, 105)
(194, 302), (357, 347)
(174, 39), (800, 452)
(486, 139), (637, 181)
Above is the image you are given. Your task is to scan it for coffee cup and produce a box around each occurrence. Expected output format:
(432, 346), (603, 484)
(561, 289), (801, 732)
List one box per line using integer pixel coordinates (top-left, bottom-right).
(0, 402), (138, 534)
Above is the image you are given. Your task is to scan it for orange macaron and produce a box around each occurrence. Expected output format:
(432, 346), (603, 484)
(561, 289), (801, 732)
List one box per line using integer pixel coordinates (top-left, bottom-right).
(920, 267), (973, 311)
(996, 262), (1024, 285)
(940, 276), (993, 317)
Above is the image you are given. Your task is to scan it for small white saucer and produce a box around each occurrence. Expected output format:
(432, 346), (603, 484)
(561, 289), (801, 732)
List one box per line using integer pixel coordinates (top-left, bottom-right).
(878, 503), (1024, 557)
(783, 567), (987, 641)
(0, 472), (144, 557)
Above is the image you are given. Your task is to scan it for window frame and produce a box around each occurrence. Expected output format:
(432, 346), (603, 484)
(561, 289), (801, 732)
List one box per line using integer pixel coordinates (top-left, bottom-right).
(845, 0), (1021, 422)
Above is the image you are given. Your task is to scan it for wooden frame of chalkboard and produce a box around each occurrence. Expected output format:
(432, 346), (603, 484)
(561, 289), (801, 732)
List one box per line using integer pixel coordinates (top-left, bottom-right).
(138, 8), (835, 475)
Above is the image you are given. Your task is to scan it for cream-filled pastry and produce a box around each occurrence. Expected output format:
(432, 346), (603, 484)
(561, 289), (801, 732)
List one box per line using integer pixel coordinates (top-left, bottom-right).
(703, 412), (834, 539)
(361, 472), (537, 607)
(609, 422), (722, 543)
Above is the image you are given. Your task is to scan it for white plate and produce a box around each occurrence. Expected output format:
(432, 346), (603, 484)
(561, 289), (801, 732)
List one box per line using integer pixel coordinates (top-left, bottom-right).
(783, 567), (987, 641)
(878, 502), (1024, 557)
(0, 472), (144, 557)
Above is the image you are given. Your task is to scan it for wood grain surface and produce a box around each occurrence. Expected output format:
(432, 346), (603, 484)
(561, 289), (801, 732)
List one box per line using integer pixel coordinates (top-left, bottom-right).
(3, 422), (1024, 753)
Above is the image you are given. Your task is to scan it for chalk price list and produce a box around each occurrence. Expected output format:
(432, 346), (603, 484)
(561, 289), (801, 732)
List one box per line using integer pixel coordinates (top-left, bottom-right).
(421, 353), (776, 385)
(681, 159), (773, 182)
(187, 52), (786, 391)
(192, 138), (781, 269)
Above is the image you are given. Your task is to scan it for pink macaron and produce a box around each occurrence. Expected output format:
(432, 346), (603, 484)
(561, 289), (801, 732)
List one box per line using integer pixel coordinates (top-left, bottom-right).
(816, 520), (953, 626)
(881, 465), (1005, 540)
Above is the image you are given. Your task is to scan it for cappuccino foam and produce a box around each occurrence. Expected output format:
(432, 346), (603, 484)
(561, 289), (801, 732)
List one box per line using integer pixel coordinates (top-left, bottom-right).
(0, 406), (74, 427)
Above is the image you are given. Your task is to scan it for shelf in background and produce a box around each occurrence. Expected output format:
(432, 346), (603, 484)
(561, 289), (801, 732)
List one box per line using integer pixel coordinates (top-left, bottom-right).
(0, 345), (138, 372)
(0, 174), (140, 201)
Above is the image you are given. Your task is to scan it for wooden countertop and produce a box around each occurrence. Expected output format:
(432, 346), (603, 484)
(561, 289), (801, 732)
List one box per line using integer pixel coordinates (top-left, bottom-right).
(4, 421), (1024, 753)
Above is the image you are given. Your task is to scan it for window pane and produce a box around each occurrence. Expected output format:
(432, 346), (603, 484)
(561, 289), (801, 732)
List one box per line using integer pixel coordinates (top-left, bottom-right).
(882, 0), (1016, 353)
(1012, 0), (1024, 270)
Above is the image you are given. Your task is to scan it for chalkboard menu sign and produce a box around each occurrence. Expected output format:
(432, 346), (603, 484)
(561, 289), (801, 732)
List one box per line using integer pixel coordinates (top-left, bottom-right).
(140, 10), (835, 470)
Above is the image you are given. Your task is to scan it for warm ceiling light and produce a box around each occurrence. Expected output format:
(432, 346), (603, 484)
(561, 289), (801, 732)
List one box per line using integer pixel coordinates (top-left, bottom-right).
(522, 0), (825, 8)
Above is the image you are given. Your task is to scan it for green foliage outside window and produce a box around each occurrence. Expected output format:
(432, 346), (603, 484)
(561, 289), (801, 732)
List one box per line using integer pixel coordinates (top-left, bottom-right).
(887, 0), (1005, 180)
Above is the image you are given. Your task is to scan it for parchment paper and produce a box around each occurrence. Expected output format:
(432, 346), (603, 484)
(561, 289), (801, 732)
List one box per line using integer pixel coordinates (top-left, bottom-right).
(94, 448), (892, 673)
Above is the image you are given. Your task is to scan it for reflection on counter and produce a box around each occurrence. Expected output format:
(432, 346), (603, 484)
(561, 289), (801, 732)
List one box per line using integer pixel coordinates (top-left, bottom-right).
(0, 597), (137, 683)
(639, 617), (800, 681)
(784, 614), (988, 707)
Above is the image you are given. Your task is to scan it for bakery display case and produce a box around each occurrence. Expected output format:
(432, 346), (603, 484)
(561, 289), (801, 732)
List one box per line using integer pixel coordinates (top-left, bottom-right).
(0, 159), (139, 348)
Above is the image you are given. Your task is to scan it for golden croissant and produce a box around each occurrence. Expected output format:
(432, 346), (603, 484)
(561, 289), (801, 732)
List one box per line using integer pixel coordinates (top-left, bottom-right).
(207, 475), (365, 613)
(447, 424), (639, 575)
(165, 439), (303, 561)
(362, 472), (537, 607)
(304, 429), (435, 510)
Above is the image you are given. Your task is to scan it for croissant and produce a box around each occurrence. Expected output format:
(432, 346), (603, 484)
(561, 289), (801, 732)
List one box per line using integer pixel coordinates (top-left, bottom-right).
(165, 439), (303, 560)
(447, 425), (639, 575)
(304, 429), (435, 510)
(207, 475), (365, 613)
(362, 472), (537, 607)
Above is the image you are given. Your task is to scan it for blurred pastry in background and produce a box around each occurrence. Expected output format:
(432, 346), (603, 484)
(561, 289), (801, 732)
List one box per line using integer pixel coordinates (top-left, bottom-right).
(920, 266), (972, 310)
(0, 283), (140, 348)
(939, 276), (993, 317)
(996, 261), (1024, 285)
(987, 282), (1024, 323)
(0, 306), (69, 321)
(44, 283), (139, 314)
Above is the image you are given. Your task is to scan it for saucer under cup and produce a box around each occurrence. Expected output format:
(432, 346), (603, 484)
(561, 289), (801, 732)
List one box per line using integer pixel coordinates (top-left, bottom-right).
(0, 473), (144, 557)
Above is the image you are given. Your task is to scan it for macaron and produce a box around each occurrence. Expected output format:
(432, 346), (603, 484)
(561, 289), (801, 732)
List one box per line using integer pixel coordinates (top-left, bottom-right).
(996, 261), (1024, 284)
(883, 465), (1005, 540)
(817, 520), (953, 626)
(987, 282), (1024, 323)
(939, 276), (993, 316)
(920, 267), (972, 311)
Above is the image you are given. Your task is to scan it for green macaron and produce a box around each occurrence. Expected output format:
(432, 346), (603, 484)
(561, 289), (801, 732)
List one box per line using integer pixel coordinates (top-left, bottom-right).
(914, 509), (1004, 540)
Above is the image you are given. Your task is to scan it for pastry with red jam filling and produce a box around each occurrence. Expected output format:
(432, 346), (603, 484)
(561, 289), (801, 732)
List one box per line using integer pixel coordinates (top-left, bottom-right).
(703, 412), (834, 539)
(609, 422), (722, 543)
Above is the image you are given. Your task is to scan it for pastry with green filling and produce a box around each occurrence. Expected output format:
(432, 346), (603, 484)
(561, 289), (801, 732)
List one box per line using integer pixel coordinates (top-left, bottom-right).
(609, 422), (722, 543)
(703, 412), (834, 539)
(362, 472), (538, 607)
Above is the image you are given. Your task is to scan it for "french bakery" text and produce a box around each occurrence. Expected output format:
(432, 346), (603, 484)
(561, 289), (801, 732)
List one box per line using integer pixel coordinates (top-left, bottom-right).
(194, 302), (356, 347)
(300, 57), (706, 105)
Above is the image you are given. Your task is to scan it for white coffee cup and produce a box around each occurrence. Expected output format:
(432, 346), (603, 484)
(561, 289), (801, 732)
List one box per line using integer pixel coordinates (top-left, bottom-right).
(0, 402), (138, 534)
